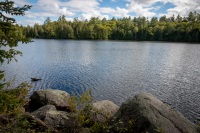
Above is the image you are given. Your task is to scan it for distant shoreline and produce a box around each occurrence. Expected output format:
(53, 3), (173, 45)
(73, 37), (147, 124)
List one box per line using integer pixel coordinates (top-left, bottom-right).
(30, 38), (200, 44)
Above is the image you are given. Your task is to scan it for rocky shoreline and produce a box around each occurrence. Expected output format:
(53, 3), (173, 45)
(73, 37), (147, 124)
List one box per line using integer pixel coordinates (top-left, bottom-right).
(13, 89), (200, 132)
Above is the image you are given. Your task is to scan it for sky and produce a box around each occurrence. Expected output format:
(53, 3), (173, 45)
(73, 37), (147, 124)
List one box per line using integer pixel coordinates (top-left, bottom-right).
(5, 0), (200, 25)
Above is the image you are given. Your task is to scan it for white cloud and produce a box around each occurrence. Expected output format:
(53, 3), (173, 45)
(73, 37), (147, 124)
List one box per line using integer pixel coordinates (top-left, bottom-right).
(11, 0), (200, 25)
(126, 1), (157, 17)
(81, 12), (109, 20)
(115, 7), (129, 17)
(62, 0), (99, 13)
(165, 0), (200, 17)
(100, 7), (115, 14)
(20, 19), (42, 26)
(126, 0), (200, 18)
(36, 0), (75, 16)
(100, 7), (129, 17)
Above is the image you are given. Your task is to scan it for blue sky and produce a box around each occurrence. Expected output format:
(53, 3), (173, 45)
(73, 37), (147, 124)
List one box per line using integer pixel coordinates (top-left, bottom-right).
(6, 0), (200, 25)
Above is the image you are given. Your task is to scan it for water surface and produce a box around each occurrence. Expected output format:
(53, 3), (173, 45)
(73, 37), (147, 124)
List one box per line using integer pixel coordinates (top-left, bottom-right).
(2, 39), (200, 122)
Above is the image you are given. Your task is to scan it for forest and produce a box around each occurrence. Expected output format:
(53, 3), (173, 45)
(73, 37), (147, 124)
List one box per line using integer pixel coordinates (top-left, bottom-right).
(23, 12), (200, 42)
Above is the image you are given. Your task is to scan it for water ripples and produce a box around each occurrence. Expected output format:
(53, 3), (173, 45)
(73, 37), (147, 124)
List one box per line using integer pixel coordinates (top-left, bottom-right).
(2, 40), (200, 122)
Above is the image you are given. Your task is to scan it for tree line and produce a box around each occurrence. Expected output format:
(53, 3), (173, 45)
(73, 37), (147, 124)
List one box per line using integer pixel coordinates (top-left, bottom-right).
(23, 12), (200, 42)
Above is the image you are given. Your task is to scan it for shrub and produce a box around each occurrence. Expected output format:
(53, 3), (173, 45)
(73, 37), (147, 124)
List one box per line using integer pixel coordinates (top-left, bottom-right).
(0, 81), (31, 114)
(68, 89), (135, 133)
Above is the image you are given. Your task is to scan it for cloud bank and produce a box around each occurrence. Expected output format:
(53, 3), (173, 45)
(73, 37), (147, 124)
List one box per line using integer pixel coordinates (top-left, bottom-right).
(12, 0), (200, 25)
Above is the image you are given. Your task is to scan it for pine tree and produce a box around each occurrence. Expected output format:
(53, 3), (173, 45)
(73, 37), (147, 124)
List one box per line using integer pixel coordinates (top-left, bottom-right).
(0, 0), (32, 63)
(0, 0), (31, 88)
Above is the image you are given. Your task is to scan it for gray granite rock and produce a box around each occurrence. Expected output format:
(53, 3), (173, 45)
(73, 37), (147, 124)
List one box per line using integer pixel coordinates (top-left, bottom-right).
(29, 89), (71, 111)
(92, 100), (119, 122)
(44, 111), (79, 129)
(114, 93), (200, 133)
(31, 105), (57, 120)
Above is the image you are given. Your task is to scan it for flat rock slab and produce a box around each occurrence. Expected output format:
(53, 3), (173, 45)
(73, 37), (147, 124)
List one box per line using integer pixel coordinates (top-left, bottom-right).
(29, 89), (71, 111)
(114, 93), (200, 133)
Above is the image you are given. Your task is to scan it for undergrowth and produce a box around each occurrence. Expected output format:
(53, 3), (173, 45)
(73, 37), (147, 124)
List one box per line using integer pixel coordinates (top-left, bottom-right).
(68, 89), (135, 133)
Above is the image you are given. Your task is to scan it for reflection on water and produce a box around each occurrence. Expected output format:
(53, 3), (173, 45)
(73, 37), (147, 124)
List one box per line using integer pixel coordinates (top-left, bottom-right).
(2, 39), (200, 122)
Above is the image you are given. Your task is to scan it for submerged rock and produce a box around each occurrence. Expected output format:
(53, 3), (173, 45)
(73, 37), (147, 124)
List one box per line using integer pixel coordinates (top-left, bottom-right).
(114, 93), (200, 133)
(29, 89), (71, 111)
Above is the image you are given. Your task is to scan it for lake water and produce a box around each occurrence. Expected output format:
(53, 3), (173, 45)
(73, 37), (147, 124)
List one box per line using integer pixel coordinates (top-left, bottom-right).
(2, 39), (200, 122)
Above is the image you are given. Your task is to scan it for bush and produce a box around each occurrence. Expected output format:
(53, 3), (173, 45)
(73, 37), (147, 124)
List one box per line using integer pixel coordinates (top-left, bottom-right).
(0, 82), (31, 114)
(69, 89), (135, 133)
(69, 89), (94, 127)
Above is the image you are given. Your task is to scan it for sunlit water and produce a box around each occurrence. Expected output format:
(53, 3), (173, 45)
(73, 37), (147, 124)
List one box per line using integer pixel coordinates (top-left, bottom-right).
(2, 39), (200, 122)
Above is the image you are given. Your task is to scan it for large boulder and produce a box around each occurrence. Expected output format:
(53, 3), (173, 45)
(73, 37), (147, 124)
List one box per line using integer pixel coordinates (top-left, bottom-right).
(29, 89), (71, 111)
(31, 105), (79, 132)
(114, 93), (200, 133)
(93, 100), (119, 117)
(31, 105), (57, 120)
(22, 113), (57, 132)
(44, 111), (79, 130)
(92, 100), (119, 122)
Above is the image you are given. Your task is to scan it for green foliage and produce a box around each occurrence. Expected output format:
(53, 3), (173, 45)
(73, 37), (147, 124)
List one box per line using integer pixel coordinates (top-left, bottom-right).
(0, 70), (5, 89)
(68, 95), (77, 113)
(154, 128), (166, 133)
(68, 89), (136, 133)
(71, 89), (94, 127)
(0, 113), (47, 133)
(69, 89), (101, 129)
(90, 119), (134, 133)
(0, 82), (31, 114)
(24, 12), (200, 42)
(0, 0), (32, 114)
(0, 0), (32, 63)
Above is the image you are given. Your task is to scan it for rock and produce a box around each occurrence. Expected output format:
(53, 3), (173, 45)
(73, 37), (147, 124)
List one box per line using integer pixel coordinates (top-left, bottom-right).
(44, 111), (79, 130)
(29, 89), (71, 111)
(31, 105), (57, 120)
(0, 113), (57, 133)
(22, 113), (56, 132)
(114, 93), (200, 133)
(93, 100), (119, 117)
(92, 100), (119, 122)
(31, 105), (79, 132)
(78, 128), (91, 133)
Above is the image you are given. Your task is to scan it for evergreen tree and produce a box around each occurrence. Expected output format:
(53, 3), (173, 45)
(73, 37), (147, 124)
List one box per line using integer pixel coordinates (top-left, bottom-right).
(0, 0), (32, 113)
(0, 0), (32, 63)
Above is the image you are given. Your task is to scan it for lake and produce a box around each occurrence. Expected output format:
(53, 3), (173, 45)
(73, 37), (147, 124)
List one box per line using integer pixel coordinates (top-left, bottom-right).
(2, 39), (200, 122)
